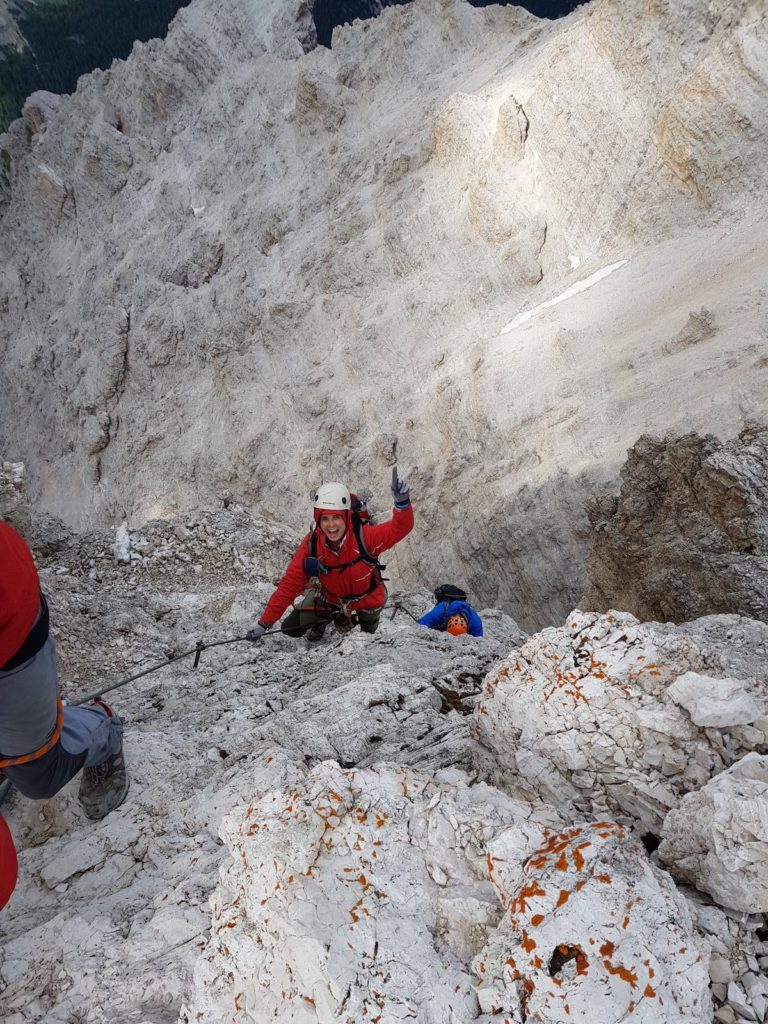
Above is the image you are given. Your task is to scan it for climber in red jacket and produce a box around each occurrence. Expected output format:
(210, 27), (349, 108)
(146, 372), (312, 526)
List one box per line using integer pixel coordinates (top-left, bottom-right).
(247, 468), (413, 641)
(0, 521), (129, 821)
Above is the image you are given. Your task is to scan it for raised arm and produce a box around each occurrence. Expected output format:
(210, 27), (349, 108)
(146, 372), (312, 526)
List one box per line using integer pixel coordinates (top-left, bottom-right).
(364, 467), (414, 556)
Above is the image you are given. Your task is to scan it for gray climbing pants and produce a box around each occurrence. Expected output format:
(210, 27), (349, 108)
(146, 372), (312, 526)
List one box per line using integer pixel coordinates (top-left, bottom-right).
(0, 636), (123, 800)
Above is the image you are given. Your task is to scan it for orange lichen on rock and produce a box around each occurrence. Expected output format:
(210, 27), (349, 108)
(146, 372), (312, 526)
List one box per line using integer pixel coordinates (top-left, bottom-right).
(510, 880), (547, 914)
(571, 842), (591, 870)
(606, 963), (639, 988)
(505, 956), (520, 980)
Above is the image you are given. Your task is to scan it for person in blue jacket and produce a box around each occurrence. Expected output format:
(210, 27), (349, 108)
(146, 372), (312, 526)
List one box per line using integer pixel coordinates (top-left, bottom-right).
(419, 599), (483, 637)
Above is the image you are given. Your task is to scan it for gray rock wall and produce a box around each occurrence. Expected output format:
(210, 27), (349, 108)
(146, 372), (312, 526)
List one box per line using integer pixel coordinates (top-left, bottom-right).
(585, 424), (768, 624)
(2, 0), (768, 629)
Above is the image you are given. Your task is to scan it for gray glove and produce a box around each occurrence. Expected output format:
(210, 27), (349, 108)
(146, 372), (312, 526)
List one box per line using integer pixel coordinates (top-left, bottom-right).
(246, 622), (268, 642)
(390, 466), (410, 508)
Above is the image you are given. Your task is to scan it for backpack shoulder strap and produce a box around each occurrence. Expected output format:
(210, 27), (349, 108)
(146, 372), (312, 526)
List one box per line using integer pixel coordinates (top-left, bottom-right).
(353, 518), (384, 570)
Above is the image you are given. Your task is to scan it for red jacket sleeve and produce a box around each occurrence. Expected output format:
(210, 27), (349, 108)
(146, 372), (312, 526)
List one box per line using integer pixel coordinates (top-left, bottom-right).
(362, 503), (414, 557)
(0, 522), (41, 666)
(260, 535), (311, 626)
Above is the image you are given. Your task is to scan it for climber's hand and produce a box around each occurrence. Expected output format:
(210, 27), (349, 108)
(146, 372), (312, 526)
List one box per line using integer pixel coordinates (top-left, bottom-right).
(390, 466), (410, 507)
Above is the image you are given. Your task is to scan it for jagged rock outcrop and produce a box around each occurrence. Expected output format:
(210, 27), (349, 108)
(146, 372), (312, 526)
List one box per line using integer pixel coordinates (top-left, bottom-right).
(475, 821), (711, 1023)
(183, 761), (711, 1024)
(1, 507), (767, 1022)
(659, 753), (768, 914)
(585, 424), (768, 624)
(0, 458), (24, 516)
(471, 609), (768, 834)
(2, 0), (768, 629)
(182, 760), (561, 1023)
(0, 0), (24, 50)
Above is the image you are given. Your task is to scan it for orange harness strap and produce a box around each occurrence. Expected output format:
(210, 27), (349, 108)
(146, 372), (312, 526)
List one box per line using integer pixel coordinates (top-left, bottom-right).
(0, 697), (65, 769)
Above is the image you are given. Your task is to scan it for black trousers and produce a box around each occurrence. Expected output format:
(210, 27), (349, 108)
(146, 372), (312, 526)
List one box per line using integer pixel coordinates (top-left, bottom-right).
(280, 590), (383, 637)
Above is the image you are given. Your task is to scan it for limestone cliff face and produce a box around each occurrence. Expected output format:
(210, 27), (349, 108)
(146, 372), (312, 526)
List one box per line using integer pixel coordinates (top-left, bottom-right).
(1, 0), (767, 629)
(0, 0), (24, 50)
(585, 424), (768, 624)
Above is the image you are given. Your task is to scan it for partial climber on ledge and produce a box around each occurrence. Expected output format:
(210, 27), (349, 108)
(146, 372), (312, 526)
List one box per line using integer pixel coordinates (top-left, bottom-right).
(0, 522), (129, 820)
(419, 584), (484, 638)
(247, 467), (413, 642)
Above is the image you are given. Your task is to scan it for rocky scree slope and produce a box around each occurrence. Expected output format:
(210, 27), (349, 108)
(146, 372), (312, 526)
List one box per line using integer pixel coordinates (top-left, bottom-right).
(1, 0), (768, 629)
(0, 474), (767, 1022)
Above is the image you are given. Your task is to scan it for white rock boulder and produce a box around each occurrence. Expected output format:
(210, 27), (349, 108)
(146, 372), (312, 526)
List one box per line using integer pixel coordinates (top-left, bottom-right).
(182, 760), (560, 1023)
(471, 610), (768, 832)
(659, 753), (768, 912)
(183, 757), (713, 1024)
(667, 671), (762, 728)
(475, 821), (711, 1023)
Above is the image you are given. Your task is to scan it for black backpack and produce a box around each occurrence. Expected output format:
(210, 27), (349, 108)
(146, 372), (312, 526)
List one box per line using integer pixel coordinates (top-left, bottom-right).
(433, 583), (467, 604)
(306, 493), (385, 599)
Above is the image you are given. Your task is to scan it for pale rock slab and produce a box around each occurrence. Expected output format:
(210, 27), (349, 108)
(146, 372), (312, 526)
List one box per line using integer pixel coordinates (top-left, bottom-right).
(0, 459), (25, 516)
(182, 760), (561, 1023)
(659, 753), (768, 912)
(475, 821), (711, 1023)
(668, 671), (762, 728)
(471, 610), (768, 832)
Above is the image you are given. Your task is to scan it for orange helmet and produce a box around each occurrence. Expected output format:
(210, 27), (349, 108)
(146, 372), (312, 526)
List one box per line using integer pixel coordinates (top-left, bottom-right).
(446, 613), (468, 636)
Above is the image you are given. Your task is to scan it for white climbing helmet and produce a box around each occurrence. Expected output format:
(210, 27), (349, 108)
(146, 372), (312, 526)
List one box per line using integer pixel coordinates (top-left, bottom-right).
(312, 482), (351, 513)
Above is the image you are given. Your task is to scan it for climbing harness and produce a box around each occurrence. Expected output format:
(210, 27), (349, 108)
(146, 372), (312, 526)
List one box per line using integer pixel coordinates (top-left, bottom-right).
(297, 578), (360, 632)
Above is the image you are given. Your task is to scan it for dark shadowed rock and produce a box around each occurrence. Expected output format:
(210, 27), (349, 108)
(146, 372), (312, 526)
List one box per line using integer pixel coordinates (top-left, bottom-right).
(584, 423), (768, 623)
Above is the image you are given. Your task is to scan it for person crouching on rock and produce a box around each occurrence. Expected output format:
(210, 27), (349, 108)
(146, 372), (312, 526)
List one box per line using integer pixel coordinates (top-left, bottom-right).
(419, 598), (483, 637)
(0, 521), (129, 820)
(247, 468), (413, 642)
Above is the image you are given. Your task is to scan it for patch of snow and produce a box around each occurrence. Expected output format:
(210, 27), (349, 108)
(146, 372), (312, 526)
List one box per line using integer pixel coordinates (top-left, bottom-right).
(501, 260), (629, 334)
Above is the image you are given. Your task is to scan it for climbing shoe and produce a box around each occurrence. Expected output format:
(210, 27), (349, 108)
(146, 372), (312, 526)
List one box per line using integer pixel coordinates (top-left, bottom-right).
(78, 745), (130, 820)
(306, 621), (328, 643)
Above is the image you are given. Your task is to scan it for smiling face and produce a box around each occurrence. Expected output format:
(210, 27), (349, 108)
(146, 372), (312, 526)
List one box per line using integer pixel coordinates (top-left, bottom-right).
(319, 513), (347, 544)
